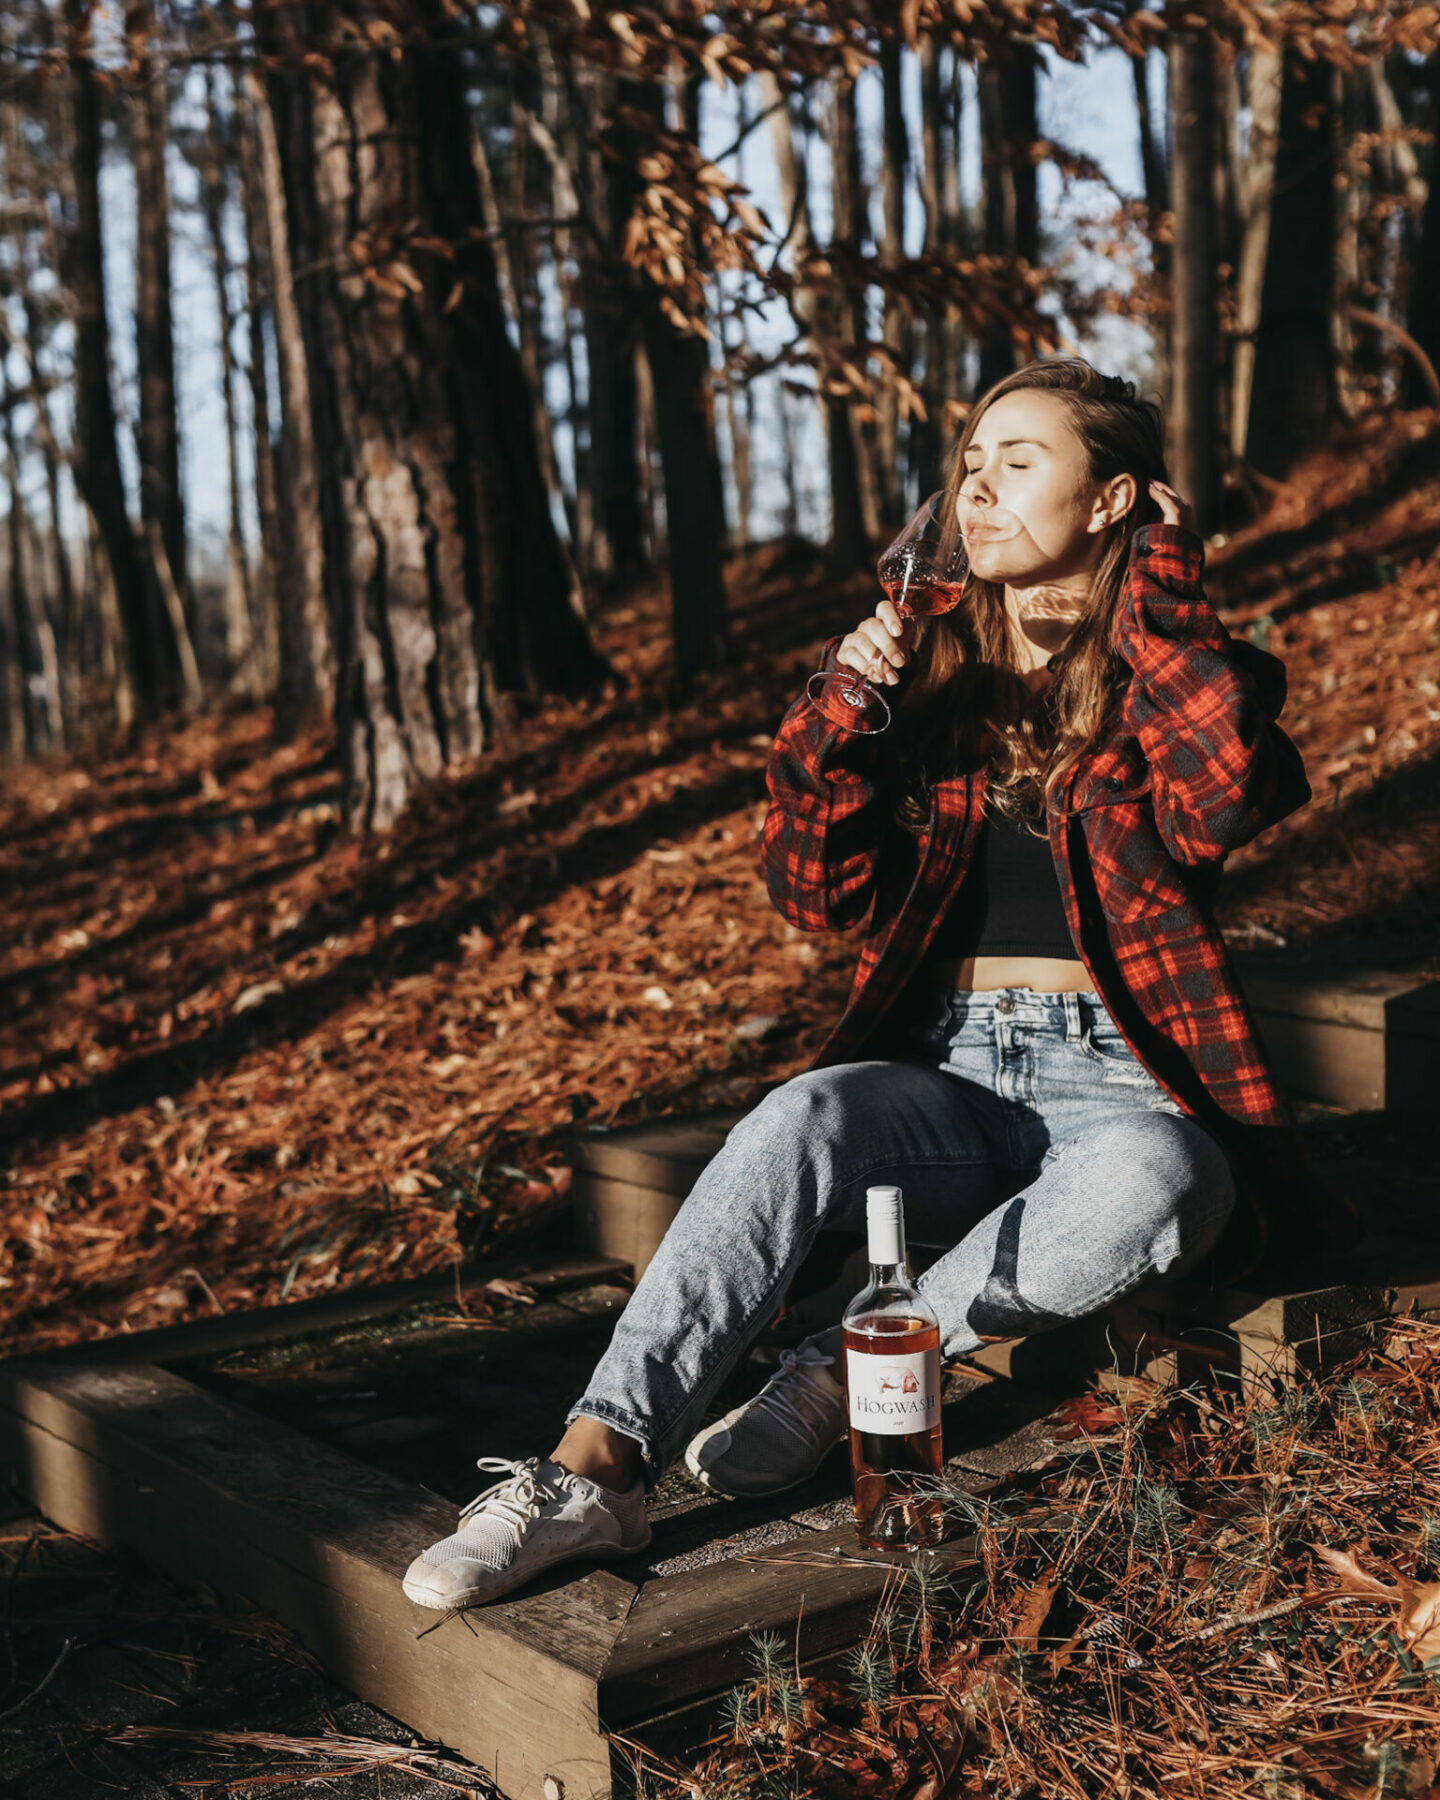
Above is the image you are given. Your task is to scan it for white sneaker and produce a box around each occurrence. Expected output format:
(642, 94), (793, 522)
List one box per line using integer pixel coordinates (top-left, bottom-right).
(683, 1340), (847, 1498)
(401, 1454), (652, 1610)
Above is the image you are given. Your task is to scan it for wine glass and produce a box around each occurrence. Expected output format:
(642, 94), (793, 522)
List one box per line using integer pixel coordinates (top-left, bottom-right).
(805, 489), (968, 733)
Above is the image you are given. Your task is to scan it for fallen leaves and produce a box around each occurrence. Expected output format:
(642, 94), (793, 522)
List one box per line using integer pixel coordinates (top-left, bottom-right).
(1311, 1544), (1440, 1661)
(0, 549), (872, 1350)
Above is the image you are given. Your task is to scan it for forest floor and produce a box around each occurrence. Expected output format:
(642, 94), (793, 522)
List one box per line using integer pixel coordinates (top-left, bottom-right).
(1, 405), (1439, 1357)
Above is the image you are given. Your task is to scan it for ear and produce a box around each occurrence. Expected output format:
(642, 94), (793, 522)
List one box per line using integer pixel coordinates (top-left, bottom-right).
(1085, 472), (1138, 534)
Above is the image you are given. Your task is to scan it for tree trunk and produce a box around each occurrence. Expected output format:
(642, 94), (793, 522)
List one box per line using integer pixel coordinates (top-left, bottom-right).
(978, 44), (1038, 394)
(0, 513), (23, 760)
(761, 74), (813, 538)
(535, 29), (593, 570)
(1366, 55), (1428, 406)
(1228, 42), (1282, 471)
(1, 71), (78, 745)
(1408, 97), (1440, 408)
(611, 73), (727, 702)
(829, 73), (882, 569)
(245, 60), (335, 734)
(62, 0), (162, 719)
(235, 90), (283, 702)
(128, 11), (189, 698)
(0, 381), (33, 756)
(1167, 31), (1220, 534)
(261, 2), (609, 831)
(916, 38), (963, 492)
(1247, 45), (1340, 479)
(1130, 21), (1170, 290)
(1331, 63), (1371, 421)
(642, 307), (729, 701)
(501, 70), (578, 551)
(878, 39), (908, 526)
(570, 60), (647, 590)
(720, 308), (754, 549)
(200, 61), (259, 697)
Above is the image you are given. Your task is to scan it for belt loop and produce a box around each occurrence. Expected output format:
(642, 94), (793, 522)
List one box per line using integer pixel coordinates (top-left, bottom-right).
(1063, 991), (1082, 1041)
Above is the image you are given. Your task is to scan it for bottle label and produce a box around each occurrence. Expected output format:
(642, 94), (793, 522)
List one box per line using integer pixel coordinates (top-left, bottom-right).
(846, 1346), (940, 1435)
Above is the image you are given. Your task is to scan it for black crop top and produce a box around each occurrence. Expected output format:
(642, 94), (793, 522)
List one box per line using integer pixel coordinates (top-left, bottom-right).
(928, 807), (1079, 962)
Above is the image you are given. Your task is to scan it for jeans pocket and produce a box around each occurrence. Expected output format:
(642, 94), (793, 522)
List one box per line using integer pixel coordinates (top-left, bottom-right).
(1076, 1021), (1157, 1084)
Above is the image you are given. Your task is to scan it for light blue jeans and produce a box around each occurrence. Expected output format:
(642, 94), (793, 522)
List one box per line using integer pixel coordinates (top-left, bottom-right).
(566, 986), (1237, 1487)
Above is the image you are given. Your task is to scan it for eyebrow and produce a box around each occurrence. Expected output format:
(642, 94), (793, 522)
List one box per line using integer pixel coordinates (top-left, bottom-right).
(965, 438), (1050, 453)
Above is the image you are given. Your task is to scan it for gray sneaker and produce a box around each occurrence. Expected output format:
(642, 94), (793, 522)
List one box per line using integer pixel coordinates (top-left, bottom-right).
(401, 1454), (651, 1610)
(683, 1341), (847, 1498)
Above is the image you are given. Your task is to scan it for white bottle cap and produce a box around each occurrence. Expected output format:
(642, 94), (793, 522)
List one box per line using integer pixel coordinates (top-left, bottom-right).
(866, 1185), (905, 1267)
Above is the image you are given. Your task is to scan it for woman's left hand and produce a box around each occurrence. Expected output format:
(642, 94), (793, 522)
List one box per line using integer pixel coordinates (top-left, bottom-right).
(1147, 479), (1198, 534)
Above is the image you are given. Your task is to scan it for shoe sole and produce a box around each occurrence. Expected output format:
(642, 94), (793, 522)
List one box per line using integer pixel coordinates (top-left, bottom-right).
(682, 1430), (847, 1501)
(402, 1529), (653, 1611)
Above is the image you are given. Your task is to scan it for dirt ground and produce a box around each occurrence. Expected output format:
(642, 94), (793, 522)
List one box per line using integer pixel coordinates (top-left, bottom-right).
(0, 406), (1437, 1358)
(0, 1500), (495, 1796)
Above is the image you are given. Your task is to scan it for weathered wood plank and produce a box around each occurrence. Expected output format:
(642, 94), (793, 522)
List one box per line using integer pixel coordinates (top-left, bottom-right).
(1236, 963), (1440, 1116)
(0, 1360), (639, 1800)
(0, 1350), (1004, 1790)
(566, 1115), (745, 1191)
(599, 1520), (984, 1726)
(951, 1239), (1440, 1397)
(574, 1173), (691, 1283)
(36, 1252), (633, 1370)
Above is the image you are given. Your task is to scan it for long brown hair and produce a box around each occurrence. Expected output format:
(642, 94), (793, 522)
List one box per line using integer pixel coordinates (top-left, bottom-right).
(882, 357), (1170, 839)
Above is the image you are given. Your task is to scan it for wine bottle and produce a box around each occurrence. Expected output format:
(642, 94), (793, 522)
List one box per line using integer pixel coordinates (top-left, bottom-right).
(842, 1185), (945, 1550)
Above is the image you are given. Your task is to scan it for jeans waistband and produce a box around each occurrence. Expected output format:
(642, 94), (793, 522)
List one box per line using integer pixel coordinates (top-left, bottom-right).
(922, 986), (1110, 1041)
(940, 985), (1102, 1009)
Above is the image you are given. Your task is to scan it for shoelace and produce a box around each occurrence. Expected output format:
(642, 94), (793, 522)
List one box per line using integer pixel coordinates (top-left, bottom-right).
(457, 1454), (575, 1547)
(748, 1348), (843, 1444)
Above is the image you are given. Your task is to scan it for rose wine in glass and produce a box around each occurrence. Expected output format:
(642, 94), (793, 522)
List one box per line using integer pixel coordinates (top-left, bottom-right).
(876, 491), (970, 621)
(805, 490), (968, 733)
(842, 1186), (945, 1551)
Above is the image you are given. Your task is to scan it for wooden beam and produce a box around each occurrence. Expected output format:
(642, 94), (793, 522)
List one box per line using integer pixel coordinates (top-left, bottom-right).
(954, 1241), (1440, 1399)
(0, 1358), (635, 1799)
(36, 1251), (632, 1370)
(600, 1520), (984, 1726)
(0, 1323), (990, 1794)
(1236, 962), (1440, 1117)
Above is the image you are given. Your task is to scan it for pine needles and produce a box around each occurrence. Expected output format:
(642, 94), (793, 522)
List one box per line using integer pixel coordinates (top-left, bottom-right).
(615, 1312), (1440, 1800)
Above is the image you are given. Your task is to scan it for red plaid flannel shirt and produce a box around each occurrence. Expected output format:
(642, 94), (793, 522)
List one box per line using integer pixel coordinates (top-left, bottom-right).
(761, 523), (1340, 1284)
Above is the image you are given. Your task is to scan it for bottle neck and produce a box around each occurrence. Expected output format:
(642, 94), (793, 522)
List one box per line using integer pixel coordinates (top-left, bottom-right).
(868, 1259), (908, 1285)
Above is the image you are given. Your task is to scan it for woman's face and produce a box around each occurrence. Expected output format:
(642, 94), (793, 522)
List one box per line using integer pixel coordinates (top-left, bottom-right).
(954, 389), (1134, 587)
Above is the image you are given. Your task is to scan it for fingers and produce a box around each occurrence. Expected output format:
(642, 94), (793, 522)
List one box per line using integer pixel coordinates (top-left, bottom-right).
(875, 597), (910, 643)
(1147, 479), (1188, 527)
(838, 615), (909, 684)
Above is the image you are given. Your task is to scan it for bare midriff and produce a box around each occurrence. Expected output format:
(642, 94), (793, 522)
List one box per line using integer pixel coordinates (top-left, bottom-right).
(922, 953), (1094, 993)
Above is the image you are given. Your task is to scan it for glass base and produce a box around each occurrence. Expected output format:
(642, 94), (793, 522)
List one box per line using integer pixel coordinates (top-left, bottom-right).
(805, 670), (893, 734)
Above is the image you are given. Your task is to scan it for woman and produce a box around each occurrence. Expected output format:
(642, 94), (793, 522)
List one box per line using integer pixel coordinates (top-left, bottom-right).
(401, 356), (1359, 1612)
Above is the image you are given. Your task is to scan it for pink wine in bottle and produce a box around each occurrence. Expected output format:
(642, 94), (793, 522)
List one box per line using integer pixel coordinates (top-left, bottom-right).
(842, 1186), (945, 1550)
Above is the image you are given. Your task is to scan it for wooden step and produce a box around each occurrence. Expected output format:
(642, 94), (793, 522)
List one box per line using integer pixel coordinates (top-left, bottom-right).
(3, 1249), (1048, 1800)
(569, 1112), (748, 1281)
(567, 965), (1438, 1281)
(1236, 958), (1439, 1116)
(566, 1105), (1439, 1406)
(950, 1233), (1440, 1399)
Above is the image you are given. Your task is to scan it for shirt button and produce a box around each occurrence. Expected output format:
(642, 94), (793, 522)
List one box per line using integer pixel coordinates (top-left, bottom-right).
(995, 995), (1015, 1014)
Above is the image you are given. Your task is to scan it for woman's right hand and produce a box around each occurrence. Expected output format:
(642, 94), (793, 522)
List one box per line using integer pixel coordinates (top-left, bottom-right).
(835, 598), (915, 687)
